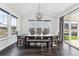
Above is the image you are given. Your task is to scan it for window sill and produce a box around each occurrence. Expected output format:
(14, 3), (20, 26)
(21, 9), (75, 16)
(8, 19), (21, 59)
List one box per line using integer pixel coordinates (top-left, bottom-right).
(0, 35), (16, 41)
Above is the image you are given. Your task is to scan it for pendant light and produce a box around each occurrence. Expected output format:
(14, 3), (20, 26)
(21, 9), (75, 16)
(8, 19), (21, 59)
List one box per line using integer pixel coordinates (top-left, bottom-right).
(36, 3), (43, 20)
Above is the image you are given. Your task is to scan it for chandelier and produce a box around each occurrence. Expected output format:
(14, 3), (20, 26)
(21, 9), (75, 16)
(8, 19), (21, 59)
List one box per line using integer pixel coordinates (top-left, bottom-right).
(36, 3), (43, 20)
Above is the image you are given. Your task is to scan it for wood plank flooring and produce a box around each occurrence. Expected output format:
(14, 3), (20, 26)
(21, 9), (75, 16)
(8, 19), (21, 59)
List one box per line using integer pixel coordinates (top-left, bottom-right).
(0, 42), (79, 56)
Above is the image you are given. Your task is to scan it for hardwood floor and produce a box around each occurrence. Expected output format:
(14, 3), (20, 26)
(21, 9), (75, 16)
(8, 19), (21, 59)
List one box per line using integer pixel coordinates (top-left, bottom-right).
(0, 42), (79, 56)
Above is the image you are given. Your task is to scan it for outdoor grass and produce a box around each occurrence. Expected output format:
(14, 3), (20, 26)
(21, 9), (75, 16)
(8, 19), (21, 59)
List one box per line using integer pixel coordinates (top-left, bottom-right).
(64, 36), (78, 40)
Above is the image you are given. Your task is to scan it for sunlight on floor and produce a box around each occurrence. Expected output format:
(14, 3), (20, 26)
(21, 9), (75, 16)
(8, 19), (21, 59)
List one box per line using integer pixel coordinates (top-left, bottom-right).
(70, 40), (79, 48)
(65, 40), (79, 48)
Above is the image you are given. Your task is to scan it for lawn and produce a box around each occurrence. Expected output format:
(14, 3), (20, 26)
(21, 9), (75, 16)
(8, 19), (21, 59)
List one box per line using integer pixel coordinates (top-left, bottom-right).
(64, 36), (78, 40)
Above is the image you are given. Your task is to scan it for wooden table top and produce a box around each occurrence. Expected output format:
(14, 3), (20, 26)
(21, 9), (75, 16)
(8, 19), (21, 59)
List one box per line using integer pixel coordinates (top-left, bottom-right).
(19, 34), (59, 37)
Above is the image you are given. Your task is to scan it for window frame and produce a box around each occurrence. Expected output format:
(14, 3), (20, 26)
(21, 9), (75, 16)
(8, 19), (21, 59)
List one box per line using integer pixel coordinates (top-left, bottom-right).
(11, 15), (17, 35)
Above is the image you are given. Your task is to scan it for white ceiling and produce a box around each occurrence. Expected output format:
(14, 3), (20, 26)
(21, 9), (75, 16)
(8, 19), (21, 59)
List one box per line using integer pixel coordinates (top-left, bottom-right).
(5, 3), (77, 18)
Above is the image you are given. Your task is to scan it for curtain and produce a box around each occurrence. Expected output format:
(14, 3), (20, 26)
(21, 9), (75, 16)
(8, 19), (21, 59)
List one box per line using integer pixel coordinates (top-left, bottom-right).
(59, 16), (64, 42)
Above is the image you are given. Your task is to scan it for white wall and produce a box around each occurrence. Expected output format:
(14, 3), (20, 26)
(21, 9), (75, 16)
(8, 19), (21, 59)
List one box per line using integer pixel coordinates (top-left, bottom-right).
(50, 17), (59, 34)
(58, 4), (79, 18)
(0, 3), (21, 50)
(21, 14), (58, 35)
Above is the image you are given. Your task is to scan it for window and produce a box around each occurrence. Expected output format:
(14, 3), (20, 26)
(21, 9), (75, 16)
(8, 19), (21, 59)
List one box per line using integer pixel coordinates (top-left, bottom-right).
(64, 9), (79, 41)
(0, 10), (8, 25)
(71, 23), (77, 29)
(64, 23), (69, 29)
(71, 32), (77, 36)
(0, 9), (8, 38)
(11, 15), (17, 35)
(28, 20), (50, 35)
(0, 10), (4, 24)
(0, 8), (17, 38)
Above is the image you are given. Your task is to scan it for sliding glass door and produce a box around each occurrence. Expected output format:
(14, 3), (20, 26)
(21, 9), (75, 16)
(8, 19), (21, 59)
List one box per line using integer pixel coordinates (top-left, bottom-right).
(64, 9), (79, 48)
(71, 21), (78, 40)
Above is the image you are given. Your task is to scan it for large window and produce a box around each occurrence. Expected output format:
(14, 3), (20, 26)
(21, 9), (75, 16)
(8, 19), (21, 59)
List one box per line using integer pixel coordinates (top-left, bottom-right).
(11, 15), (17, 35)
(63, 8), (79, 48)
(28, 20), (50, 35)
(0, 10), (8, 25)
(64, 23), (69, 29)
(64, 14), (78, 41)
(71, 23), (77, 29)
(0, 9), (8, 38)
(0, 8), (17, 38)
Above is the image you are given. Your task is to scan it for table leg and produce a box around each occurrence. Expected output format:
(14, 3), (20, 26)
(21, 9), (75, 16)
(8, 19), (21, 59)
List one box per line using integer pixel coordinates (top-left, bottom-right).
(46, 42), (49, 47)
(24, 38), (26, 48)
(51, 37), (52, 47)
(28, 42), (30, 47)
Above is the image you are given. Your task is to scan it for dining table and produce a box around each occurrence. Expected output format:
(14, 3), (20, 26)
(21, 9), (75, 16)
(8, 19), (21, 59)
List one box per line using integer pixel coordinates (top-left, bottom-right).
(18, 34), (59, 47)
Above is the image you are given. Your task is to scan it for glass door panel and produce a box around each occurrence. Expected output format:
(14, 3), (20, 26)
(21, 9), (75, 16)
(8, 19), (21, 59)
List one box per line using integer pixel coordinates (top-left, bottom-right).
(71, 21), (78, 40)
(64, 15), (70, 41)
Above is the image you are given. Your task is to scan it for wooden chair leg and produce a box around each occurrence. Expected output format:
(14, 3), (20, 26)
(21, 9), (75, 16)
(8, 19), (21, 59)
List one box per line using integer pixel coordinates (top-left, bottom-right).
(16, 41), (19, 47)
(24, 40), (26, 48)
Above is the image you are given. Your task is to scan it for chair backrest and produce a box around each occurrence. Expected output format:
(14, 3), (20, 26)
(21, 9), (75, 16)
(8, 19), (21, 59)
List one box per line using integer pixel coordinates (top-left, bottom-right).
(16, 31), (21, 36)
(28, 37), (35, 39)
(29, 28), (35, 35)
(16, 31), (23, 40)
(42, 28), (49, 35)
(36, 28), (42, 35)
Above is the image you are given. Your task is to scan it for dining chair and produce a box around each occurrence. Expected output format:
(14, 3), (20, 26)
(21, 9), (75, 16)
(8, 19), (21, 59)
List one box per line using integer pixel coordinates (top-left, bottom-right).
(29, 28), (35, 35)
(57, 32), (62, 46)
(42, 28), (49, 35)
(36, 28), (42, 35)
(35, 36), (42, 47)
(16, 31), (25, 47)
(27, 37), (35, 47)
(42, 37), (51, 47)
(52, 36), (59, 48)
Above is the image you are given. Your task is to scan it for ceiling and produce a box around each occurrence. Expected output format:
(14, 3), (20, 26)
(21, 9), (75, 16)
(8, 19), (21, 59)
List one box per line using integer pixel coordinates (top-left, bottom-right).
(5, 3), (77, 18)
